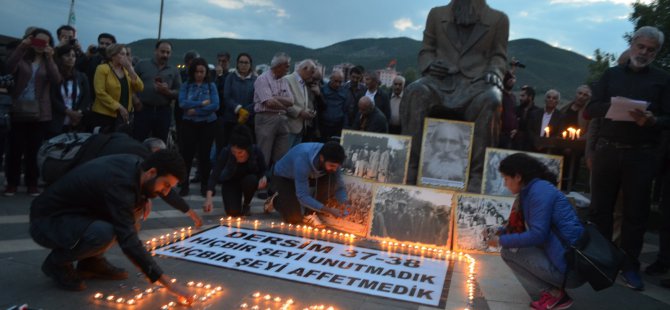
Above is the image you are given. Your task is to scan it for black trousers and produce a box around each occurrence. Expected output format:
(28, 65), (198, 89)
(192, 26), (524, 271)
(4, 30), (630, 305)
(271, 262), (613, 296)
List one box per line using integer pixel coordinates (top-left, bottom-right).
(589, 143), (657, 270)
(271, 172), (339, 224)
(31, 218), (115, 264)
(221, 174), (258, 216)
(179, 120), (216, 194)
(6, 121), (46, 187)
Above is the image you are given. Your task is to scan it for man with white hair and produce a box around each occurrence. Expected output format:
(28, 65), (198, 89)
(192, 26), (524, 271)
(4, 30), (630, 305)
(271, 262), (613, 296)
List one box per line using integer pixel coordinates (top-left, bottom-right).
(586, 26), (670, 291)
(284, 59), (316, 146)
(253, 52), (293, 167)
(528, 89), (563, 151)
(352, 96), (388, 133)
(318, 70), (349, 141)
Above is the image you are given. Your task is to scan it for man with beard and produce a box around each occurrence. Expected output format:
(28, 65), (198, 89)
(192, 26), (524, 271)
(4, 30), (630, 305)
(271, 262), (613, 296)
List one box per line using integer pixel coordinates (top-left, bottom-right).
(586, 26), (670, 291)
(421, 122), (470, 187)
(400, 0), (508, 192)
(561, 85), (592, 132)
(264, 141), (348, 228)
(512, 85), (540, 151)
(29, 150), (194, 304)
(133, 40), (181, 142)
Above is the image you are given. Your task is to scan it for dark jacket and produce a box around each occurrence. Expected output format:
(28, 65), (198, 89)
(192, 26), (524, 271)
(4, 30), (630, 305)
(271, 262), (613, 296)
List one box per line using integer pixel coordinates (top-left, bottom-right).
(208, 145), (267, 191)
(527, 108), (563, 151)
(30, 155), (163, 282)
(499, 178), (584, 273)
(352, 107), (389, 133)
(49, 70), (91, 134)
(223, 71), (256, 123)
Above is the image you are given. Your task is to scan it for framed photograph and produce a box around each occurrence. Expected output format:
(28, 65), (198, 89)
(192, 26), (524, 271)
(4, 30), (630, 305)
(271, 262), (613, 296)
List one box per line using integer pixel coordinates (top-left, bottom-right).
(481, 147), (564, 196)
(368, 183), (455, 247)
(320, 175), (377, 237)
(418, 118), (474, 190)
(340, 129), (412, 184)
(452, 193), (515, 253)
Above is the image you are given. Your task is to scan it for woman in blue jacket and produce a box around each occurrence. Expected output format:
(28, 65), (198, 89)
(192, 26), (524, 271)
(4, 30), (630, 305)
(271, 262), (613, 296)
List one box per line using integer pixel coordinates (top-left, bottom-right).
(178, 57), (219, 197)
(493, 153), (585, 310)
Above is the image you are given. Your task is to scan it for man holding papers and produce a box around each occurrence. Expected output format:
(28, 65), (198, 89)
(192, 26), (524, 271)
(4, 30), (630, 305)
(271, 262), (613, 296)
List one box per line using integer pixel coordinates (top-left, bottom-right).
(586, 26), (670, 291)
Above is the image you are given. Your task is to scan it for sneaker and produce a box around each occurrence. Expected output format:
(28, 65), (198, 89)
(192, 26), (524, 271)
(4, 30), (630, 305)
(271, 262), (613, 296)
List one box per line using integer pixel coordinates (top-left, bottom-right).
(27, 186), (41, 197)
(530, 290), (572, 310)
(645, 260), (669, 276)
(41, 255), (86, 291)
(3, 186), (17, 197)
(77, 256), (128, 280)
(264, 192), (278, 214)
(303, 213), (326, 229)
(621, 270), (645, 291)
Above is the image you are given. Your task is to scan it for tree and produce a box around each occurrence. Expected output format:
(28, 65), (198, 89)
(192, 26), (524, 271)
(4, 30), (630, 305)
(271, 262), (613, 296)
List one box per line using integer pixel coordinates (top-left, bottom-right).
(586, 48), (616, 85)
(630, 0), (670, 71)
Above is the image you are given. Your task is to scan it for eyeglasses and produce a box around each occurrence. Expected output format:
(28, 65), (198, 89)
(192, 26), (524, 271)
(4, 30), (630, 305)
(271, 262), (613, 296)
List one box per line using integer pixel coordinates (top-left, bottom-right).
(238, 61), (250, 64)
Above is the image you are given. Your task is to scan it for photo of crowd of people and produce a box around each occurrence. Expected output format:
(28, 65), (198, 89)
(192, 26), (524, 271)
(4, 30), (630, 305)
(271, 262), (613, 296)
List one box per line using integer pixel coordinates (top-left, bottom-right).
(453, 194), (515, 253)
(321, 176), (376, 237)
(369, 184), (454, 247)
(340, 129), (411, 184)
(481, 148), (564, 196)
(418, 118), (474, 190)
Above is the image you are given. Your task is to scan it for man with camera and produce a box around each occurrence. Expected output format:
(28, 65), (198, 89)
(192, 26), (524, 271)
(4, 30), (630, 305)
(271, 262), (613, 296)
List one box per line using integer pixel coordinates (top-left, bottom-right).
(76, 32), (117, 100)
(133, 40), (181, 143)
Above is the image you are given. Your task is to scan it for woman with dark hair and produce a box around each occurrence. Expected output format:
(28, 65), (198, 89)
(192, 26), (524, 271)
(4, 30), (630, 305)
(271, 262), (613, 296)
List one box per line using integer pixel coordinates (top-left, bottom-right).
(89, 44), (143, 133)
(222, 53), (256, 146)
(492, 153), (585, 309)
(4, 27), (62, 196)
(49, 44), (90, 136)
(178, 57), (219, 197)
(203, 125), (267, 216)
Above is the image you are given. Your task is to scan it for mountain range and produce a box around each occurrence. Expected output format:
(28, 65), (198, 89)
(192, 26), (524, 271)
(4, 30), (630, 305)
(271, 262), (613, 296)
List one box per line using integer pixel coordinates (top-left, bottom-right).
(128, 37), (593, 103)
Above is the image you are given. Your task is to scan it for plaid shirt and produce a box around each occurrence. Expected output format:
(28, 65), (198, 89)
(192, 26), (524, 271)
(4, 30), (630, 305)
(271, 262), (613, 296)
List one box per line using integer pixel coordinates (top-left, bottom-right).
(253, 70), (293, 114)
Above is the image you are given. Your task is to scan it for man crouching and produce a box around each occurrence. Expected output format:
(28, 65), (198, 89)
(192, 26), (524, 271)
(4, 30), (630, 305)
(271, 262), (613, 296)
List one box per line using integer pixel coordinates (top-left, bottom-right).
(30, 150), (193, 304)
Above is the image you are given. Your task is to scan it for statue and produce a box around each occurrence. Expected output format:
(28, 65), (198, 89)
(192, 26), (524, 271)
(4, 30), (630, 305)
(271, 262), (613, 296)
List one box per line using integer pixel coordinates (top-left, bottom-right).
(400, 0), (509, 192)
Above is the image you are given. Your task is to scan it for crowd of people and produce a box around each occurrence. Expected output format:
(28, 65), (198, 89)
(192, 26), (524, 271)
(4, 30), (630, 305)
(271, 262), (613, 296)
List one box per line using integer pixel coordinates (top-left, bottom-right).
(0, 12), (669, 309)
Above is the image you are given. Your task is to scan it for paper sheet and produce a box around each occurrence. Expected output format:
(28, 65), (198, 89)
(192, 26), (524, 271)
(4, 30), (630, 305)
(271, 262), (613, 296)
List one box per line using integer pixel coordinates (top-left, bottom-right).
(605, 96), (650, 121)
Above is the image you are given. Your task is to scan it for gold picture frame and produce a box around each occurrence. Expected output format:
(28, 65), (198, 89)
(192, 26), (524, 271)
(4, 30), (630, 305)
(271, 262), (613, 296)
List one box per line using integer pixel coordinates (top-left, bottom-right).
(481, 147), (564, 196)
(340, 129), (412, 184)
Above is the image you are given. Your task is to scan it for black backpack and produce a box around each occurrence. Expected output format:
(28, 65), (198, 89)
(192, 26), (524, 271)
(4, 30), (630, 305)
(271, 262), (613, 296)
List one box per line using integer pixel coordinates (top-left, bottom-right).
(38, 133), (114, 184)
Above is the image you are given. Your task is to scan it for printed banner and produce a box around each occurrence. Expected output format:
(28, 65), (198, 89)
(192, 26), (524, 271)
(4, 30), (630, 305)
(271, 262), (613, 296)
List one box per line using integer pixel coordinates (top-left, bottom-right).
(153, 225), (450, 306)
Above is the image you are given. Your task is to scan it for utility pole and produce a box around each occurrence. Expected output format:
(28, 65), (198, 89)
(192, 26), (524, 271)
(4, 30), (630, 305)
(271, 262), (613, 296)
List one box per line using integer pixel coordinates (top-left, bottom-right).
(158, 0), (164, 39)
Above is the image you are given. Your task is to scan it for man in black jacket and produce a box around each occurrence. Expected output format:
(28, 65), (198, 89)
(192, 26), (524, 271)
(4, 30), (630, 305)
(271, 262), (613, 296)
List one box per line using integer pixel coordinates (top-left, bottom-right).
(30, 151), (193, 304)
(352, 96), (388, 133)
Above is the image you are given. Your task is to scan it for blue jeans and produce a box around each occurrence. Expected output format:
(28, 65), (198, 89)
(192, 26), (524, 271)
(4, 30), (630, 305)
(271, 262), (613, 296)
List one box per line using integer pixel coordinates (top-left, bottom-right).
(32, 219), (116, 264)
(501, 247), (584, 296)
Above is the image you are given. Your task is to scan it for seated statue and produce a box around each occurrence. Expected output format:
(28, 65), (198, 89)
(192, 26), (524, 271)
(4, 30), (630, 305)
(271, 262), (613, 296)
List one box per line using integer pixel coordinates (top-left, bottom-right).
(400, 0), (509, 192)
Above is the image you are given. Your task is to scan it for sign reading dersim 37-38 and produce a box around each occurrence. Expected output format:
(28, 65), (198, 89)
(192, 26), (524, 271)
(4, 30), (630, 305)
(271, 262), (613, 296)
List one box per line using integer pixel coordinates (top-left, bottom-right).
(153, 225), (450, 306)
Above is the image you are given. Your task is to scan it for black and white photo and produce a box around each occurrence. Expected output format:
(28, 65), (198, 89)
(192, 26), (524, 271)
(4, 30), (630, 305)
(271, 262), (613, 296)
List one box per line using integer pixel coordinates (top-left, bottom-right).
(481, 147), (564, 196)
(453, 193), (515, 253)
(418, 118), (474, 190)
(340, 129), (411, 184)
(321, 176), (376, 237)
(369, 184), (454, 247)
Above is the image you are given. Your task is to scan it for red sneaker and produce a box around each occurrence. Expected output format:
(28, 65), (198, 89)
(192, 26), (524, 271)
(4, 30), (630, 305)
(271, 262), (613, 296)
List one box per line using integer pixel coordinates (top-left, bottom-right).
(531, 290), (573, 310)
(3, 186), (17, 197)
(27, 186), (41, 197)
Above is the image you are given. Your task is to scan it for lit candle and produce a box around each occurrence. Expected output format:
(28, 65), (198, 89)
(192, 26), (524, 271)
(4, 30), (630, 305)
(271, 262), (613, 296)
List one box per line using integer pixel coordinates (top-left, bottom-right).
(576, 129), (581, 139)
(562, 131), (567, 139)
(544, 126), (550, 137)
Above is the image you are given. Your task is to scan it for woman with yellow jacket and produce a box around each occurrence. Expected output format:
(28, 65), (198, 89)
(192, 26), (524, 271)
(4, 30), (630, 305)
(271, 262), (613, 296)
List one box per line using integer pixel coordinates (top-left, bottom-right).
(88, 44), (143, 133)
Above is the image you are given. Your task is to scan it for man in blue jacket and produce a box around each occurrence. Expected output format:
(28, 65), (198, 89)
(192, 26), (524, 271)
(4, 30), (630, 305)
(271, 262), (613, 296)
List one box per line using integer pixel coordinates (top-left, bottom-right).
(264, 141), (348, 227)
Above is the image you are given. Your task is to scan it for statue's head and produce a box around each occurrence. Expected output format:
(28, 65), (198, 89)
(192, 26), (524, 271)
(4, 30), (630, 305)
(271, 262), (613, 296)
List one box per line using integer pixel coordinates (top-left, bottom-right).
(452, 0), (488, 25)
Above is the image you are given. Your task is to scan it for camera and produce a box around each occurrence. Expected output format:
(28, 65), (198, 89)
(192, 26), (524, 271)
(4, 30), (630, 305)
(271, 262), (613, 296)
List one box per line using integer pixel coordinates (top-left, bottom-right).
(509, 59), (526, 68)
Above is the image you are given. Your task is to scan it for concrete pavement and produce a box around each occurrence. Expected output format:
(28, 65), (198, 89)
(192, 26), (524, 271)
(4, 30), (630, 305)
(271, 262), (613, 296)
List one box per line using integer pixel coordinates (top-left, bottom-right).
(1, 178), (669, 310)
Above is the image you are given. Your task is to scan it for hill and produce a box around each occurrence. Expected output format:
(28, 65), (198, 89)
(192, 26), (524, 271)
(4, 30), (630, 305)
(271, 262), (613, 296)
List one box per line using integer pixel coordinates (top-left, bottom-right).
(127, 37), (593, 103)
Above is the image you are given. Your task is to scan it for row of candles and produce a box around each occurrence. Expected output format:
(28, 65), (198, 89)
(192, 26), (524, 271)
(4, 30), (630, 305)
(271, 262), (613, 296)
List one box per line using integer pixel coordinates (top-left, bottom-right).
(241, 292), (336, 310)
(92, 279), (223, 308)
(543, 126), (582, 140)
(141, 219), (478, 310)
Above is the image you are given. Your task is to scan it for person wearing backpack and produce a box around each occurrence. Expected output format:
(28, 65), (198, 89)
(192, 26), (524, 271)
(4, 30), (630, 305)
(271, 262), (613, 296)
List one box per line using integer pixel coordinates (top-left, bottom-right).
(489, 153), (585, 310)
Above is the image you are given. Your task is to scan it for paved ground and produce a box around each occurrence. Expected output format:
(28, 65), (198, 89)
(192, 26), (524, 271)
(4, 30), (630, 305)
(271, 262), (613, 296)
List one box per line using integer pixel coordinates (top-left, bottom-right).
(1, 177), (670, 310)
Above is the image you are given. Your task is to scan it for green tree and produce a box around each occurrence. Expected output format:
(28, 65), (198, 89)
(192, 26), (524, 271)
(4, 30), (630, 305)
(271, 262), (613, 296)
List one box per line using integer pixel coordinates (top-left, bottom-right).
(586, 48), (616, 84)
(630, 0), (670, 71)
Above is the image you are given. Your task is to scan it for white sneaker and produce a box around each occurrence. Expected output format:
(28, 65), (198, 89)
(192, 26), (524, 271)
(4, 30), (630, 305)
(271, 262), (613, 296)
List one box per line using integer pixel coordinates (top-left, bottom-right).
(263, 192), (278, 213)
(303, 213), (326, 229)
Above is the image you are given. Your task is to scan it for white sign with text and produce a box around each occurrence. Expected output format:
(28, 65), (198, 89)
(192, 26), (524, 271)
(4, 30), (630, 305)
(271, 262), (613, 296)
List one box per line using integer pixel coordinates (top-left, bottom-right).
(153, 225), (450, 306)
